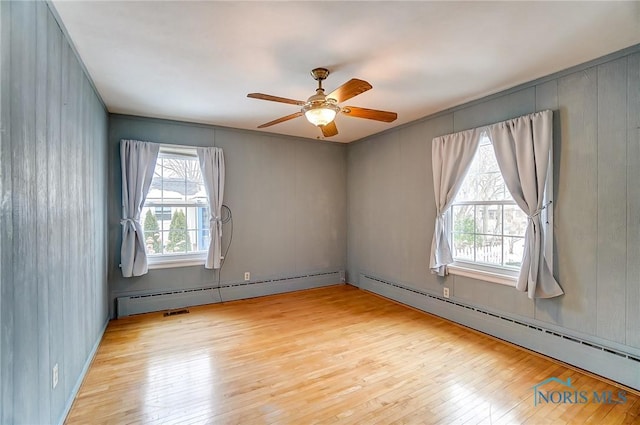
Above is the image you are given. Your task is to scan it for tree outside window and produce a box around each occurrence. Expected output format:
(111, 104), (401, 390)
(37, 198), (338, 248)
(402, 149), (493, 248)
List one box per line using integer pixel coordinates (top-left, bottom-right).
(166, 209), (191, 253)
(143, 209), (162, 254)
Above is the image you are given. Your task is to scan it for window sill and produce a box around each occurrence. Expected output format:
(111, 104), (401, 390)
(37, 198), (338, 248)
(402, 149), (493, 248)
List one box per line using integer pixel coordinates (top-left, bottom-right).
(148, 254), (206, 270)
(448, 263), (517, 287)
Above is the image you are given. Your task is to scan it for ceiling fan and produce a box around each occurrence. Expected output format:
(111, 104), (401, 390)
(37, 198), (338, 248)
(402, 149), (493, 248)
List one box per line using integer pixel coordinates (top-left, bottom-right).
(247, 68), (397, 138)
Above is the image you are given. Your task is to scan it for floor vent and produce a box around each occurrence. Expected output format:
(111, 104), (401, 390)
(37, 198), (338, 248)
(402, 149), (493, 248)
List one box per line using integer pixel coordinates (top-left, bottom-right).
(163, 308), (189, 317)
(361, 274), (639, 363)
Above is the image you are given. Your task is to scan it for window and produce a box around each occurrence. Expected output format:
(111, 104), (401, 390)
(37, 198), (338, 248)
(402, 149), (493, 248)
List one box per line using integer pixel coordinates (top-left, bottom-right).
(141, 146), (209, 267)
(448, 133), (529, 284)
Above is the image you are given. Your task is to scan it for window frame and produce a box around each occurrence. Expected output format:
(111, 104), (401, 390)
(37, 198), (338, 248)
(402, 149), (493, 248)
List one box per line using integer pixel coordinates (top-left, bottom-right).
(446, 131), (554, 286)
(143, 145), (209, 269)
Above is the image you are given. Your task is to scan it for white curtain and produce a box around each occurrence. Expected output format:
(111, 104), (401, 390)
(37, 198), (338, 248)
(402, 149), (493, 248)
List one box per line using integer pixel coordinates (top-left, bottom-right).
(120, 139), (159, 277)
(197, 147), (225, 269)
(488, 110), (563, 299)
(429, 128), (482, 276)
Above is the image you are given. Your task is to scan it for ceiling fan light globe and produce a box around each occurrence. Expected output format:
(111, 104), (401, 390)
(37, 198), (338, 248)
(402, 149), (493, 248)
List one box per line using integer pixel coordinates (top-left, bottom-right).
(304, 108), (336, 127)
(302, 100), (340, 127)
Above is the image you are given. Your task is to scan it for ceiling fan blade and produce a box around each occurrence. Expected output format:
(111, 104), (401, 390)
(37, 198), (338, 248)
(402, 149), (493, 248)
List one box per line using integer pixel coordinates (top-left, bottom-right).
(327, 79), (372, 103)
(342, 106), (397, 123)
(321, 121), (338, 137)
(247, 93), (305, 106)
(257, 112), (304, 128)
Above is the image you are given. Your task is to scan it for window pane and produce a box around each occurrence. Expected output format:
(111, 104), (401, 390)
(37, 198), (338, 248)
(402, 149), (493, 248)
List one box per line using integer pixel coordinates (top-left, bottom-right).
(475, 204), (501, 235)
(164, 208), (190, 253)
(161, 157), (185, 203)
(476, 143), (505, 201)
(453, 233), (474, 261)
(476, 142), (499, 172)
(159, 230), (170, 254)
(148, 155), (202, 204)
(504, 205), (528, 236)
(146, 165), (163, 205)
(504, 236), (525, 268)
(478, 171), (507, 201)
(196, 207), (210, 252)
(186, 167), (206, 206)
(455, 136), (511, 202)
(200, 229), (210, 252)
(455, 173), (476, 202)
(475, 235), (502, 266)
(452, 205), (475, 261)
(452, 205), (475, 233)
(187, 229), (198, 252)
(158, 208), (171, 232)
(141, 207), (161, 255)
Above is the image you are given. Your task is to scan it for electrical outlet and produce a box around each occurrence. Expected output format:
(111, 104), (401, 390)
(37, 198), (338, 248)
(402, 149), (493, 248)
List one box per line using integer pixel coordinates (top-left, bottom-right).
(244, 272), (250, 281)
(52, 363), (59, 389)
(443, 287), (450, 299)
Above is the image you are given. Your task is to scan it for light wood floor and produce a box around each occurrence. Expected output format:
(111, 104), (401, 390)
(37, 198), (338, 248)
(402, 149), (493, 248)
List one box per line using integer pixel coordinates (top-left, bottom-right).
(66, 285), (639, 424)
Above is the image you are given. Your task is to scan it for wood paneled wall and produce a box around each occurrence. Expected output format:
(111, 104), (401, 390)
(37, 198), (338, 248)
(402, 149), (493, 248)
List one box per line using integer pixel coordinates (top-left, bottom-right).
(347, 46), (640, 375)
(0, 2), (109, 424)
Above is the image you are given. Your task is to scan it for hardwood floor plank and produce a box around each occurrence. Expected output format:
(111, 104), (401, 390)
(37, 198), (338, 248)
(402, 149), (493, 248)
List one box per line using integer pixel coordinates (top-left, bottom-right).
(65, 285), (640, 424)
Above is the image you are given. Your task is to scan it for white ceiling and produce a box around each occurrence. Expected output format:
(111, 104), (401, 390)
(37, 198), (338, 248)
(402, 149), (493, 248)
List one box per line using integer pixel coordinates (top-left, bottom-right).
(52, 1), (639, 143)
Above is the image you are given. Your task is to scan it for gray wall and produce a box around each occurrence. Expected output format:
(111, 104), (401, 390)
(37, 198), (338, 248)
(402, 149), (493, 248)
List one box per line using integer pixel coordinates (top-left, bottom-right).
(347, 47), (640, 355)
(0, 2), (109, 424)
(1, 2), (635, 419)
(108, 115), (347, 316)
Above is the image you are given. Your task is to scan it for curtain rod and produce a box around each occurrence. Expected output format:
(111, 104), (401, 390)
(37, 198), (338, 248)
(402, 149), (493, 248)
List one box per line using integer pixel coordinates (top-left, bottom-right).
(156, 142), (215, 150)
(121, 139), (219, 152)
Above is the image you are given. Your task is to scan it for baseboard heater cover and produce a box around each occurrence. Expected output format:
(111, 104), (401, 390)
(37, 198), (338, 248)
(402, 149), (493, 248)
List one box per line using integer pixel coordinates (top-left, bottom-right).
(116, 270), (343, 318)
(359, 273), (640, 392)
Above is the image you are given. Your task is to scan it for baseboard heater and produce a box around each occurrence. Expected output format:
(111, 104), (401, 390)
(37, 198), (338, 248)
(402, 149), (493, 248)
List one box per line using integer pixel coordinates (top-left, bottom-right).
(359, 273), (640, 392)
(116, 270), (344, 318)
